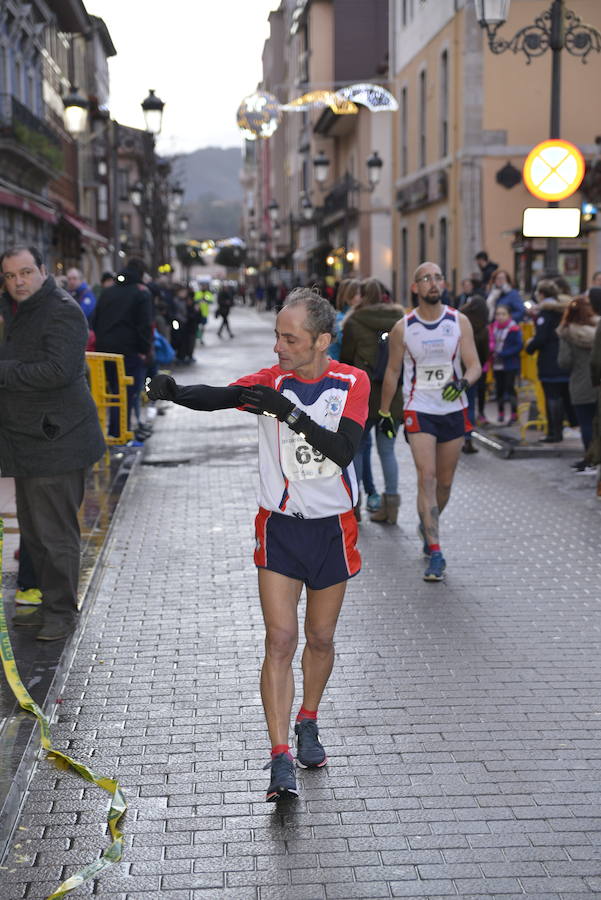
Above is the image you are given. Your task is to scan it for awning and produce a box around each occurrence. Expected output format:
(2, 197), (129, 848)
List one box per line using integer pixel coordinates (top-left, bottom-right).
(60, 212), (109, 245)
(0, 188), (57, 224)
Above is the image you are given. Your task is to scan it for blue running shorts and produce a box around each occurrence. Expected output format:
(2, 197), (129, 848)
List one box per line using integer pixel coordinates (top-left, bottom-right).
(254, 507), (361, 590)
(404, 408), (471, 443)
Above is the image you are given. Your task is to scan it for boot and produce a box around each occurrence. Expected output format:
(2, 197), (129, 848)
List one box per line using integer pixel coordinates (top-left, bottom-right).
(370, 493), (400, 525)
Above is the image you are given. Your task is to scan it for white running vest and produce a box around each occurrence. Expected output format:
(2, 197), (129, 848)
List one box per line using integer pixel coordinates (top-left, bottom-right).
(402, 306), (466, 415)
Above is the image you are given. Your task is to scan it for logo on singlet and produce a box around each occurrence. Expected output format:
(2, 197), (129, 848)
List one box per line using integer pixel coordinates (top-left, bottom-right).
(323, 392), (343, 417)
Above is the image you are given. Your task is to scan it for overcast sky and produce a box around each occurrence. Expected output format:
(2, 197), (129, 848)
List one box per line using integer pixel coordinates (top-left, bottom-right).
(86, 0), (278, 154)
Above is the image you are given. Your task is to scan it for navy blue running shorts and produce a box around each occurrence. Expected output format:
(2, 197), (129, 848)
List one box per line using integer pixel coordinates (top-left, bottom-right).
(404, 408), (471, 443)
(254, 507), (361, 590)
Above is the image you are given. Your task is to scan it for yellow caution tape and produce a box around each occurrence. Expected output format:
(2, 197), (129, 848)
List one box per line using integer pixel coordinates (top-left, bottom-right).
(0, 519), (127, 899)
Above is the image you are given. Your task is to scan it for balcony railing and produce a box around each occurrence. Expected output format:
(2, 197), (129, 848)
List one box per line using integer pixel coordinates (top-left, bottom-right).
(0, 94), (63, 171)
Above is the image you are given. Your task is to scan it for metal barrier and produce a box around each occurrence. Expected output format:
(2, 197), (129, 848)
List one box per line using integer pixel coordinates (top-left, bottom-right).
(517, 321), (547, 439)
(85, 352), (134, 446)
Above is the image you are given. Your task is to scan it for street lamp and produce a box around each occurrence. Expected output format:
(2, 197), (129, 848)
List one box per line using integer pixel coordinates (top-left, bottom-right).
(141, 89), (165, 135)
(62, 85), (89, 136)
(301, 193), (314, 221)
(366, 151), (384, 189)
(313, 150), (330, 185)
(130, 182), (144, 208)
(170, 184), (184, 210)
(474, 0), (601, 274)
(268, 199), (280, 224)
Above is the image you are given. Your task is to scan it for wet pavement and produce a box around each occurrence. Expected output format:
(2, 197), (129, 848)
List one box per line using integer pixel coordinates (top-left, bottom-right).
(1, 305), (601, 900)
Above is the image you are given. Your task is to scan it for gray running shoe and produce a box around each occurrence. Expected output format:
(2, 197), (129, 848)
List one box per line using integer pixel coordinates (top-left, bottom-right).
(295, 719), (327, 768)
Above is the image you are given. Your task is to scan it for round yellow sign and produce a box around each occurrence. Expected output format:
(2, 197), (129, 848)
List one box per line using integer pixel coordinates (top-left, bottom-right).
(523, 139), (585, 202)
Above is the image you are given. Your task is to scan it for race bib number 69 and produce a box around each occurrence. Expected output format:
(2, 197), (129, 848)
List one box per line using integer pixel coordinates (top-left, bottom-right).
(280, 429), (341, 481)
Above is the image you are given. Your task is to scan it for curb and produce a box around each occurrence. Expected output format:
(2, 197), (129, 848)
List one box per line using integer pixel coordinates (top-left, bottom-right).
(0, 449), (142, 862)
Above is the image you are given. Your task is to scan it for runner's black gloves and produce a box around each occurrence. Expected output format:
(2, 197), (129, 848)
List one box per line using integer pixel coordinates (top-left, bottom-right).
(240, 384), (294, 421)
(377, 410), (397, 439)
(146, 374), (178, 401)
(441, 377), (469, 402)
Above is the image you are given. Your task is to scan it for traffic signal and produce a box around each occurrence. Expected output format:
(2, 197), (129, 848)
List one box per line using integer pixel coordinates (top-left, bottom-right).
(582, 201), (597, 223)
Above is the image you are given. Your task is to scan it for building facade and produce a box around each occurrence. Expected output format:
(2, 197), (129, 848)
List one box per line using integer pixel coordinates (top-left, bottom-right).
(390, 0), (601, 300)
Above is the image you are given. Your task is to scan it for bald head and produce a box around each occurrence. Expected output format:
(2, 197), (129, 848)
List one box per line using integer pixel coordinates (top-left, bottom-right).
(67, 268), (83, 291)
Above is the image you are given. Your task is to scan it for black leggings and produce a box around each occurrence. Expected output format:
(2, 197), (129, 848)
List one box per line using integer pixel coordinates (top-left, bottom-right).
(493, 370), (518, 415)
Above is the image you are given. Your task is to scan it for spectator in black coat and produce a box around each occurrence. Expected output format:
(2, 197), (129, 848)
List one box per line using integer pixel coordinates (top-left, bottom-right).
(526, 279), (572, 443)
(92, 257), (153, 434)
(0, 245), (105, 640)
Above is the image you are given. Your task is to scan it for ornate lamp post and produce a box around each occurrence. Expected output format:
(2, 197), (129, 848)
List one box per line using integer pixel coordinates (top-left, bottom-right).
(312, 151), (385, 274)
(474, 0), (601, 274)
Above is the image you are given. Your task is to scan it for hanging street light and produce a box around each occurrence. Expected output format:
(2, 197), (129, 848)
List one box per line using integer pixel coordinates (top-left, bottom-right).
(141, 89), (165, 135)
(268, 199), (280, 224)
(366, 151), (384, 189)
(63, 85), (89, 135)
(301, 193), (314, 221)
(474, 0), (510, 27)
(130, 182), (144, 207)
(312, 150), (331, 185)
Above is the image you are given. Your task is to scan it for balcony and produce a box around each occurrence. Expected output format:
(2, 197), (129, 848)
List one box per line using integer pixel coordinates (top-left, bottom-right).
(0, 94), (64, 192)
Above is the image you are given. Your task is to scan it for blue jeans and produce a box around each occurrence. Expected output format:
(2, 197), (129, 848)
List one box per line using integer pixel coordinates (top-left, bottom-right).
(465, 384), (477, 435)
(353, 419), (398, 494)
(361, 429), (376, 495)
(573, 402), (596, 451)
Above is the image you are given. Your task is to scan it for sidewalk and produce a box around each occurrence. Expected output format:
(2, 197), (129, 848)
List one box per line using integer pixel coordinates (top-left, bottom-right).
(2, 305), (601, 900)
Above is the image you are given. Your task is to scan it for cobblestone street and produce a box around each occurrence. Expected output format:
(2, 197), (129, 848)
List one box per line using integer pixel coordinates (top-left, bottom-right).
(2, 305), (601, 900)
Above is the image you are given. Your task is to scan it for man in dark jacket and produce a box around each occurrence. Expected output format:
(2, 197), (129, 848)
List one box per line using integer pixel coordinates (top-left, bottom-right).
(0, 246), (106, 640)
(92, 257), (153, 434)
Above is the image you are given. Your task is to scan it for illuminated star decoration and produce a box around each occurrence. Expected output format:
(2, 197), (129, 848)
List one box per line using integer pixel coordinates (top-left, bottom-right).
(236, 83), (397, 139)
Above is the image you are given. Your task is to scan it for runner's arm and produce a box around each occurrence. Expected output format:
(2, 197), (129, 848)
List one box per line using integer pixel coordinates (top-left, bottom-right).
(379, 319), (405, 415)
(286, 413), (363, 468)
(239, 383), (363, 467)
(458, 313), (482, 385)
(147, 374), (244, 409)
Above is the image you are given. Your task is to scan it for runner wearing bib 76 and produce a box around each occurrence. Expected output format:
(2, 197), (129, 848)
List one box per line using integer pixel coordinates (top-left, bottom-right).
(378, 262), (481, 582)
(146, 288), (369, 801)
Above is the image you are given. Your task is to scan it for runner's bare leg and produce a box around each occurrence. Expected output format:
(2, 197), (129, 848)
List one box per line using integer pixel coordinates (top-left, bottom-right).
(301, 581), (347, 711)
(258, 569), (303, 747)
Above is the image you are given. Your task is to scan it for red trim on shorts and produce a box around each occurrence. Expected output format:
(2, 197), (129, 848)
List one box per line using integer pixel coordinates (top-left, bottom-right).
(462, 407), (473, 432)
(254, 507), (271, 567)
(338, 510), (361, 578)
(403, 410), (421, 433)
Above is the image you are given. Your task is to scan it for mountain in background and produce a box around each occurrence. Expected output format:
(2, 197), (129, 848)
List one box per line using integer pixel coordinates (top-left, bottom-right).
(175, 146), (243, 241)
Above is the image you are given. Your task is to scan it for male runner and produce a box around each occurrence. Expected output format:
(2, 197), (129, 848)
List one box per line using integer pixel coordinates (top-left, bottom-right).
(147, 288), (369, 800)
(378, 262), (481, 581)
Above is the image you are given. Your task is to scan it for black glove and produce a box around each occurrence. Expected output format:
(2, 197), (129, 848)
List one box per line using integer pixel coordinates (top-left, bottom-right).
(239, 384), (294, 421)
(146, 374), (178, 401)
(441, 377), (469, 402)
(377, 410), (397, 439)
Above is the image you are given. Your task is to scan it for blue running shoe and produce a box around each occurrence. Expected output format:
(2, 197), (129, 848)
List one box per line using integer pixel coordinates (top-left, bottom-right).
(417, 522), (431, 558)
(265, 753), (299, 802)
(423, 551), (446, 582)
(295, 718), (327, 768)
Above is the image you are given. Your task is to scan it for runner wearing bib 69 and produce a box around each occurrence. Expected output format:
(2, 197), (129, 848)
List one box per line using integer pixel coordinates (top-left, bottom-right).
(378, 262), (481, 582)
(146, 288), (369, 801)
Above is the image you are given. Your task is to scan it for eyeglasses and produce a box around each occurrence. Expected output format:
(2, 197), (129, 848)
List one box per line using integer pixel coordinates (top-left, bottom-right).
(416, 273), (445, 284)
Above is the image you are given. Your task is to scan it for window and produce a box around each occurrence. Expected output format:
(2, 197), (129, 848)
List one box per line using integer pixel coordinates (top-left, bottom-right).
(401, 227), (409, 303)
(418, 221), (426, 263)
(98, 184), (108, 221)
(401, 87), (408, 177)
(440, 50), (449, 158)
(402, 0), (407, 26)
(419, 69), (426, 168)
(439, 217), (448, 276)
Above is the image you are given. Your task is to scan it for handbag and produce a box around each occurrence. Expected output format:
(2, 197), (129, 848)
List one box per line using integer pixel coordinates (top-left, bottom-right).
(154, 332), (175, 365)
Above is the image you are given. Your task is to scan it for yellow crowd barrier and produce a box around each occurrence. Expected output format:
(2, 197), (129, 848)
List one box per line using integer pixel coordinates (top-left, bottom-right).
(86, 352), (134, 446)
(517, 321), (547, 439)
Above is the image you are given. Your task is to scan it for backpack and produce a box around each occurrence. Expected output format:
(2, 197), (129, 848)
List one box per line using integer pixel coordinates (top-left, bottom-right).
(371, 330), (390, 383)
